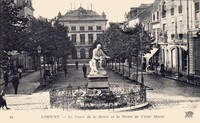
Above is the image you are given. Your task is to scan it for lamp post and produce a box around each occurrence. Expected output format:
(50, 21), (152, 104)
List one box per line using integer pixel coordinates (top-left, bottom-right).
(37, 45), (42, 83)
(140, 24), (144, 91)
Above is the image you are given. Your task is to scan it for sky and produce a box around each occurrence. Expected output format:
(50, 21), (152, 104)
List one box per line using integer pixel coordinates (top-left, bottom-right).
(33, 0), (154, 23)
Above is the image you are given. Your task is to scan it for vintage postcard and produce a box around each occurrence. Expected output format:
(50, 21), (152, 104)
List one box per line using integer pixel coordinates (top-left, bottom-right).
(0, 0), (200, 122)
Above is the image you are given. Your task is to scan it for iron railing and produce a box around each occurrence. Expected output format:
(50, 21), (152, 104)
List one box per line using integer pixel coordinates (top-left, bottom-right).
(50, 84), (147, 111)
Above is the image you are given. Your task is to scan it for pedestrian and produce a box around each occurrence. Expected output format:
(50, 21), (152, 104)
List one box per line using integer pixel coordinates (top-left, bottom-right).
(75, 61), (78, 70)
(146, 65), (151, 73)
(3, 71), (9, 87)
(82, 64), (87, 78)
(160, 63), (165, 76)
(43, 70), (47, 82)
(63, 66), (67, 77)
(0, 89), (10, 110)
(18, 67), (22, 79)
(11, 73), (19, 94)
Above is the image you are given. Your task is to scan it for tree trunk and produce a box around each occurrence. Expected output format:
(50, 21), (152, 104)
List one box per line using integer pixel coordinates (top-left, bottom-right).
(112, 60), (113, 69)
(119, 57), (121, 72)
(128, 56), (131, 78)
(136, 55), (139, 82)
(115, 58), (117, 71)
(122, 62), (124, 75)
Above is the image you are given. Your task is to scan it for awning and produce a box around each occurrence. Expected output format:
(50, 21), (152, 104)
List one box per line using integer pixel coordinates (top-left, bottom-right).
(143, 47), (159, 60)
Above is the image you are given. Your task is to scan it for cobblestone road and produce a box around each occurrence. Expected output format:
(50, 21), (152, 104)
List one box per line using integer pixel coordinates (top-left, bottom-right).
(2, 65), (200, 112)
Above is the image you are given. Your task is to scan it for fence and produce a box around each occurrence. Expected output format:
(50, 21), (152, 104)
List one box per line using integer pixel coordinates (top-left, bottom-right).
(50, 84), (147, 111)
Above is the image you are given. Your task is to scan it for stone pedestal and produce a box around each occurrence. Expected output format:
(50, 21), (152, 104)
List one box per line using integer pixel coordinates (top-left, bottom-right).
(87, 74), (109, 89)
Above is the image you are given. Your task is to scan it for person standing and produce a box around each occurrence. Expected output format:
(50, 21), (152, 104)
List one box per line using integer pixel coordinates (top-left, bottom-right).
(82, 64), (87, 78)
(3, 71), (9, 87)
(18, 67), (22, 79)
(142, 61), (146, 71)
(43, 70), (47, 82)
(160, 63), (165, 76)
(75, 61), (78, 70)
(0, 89), (10, 110)
(11, 73), (19, 94)
(63, 66), (67, 77)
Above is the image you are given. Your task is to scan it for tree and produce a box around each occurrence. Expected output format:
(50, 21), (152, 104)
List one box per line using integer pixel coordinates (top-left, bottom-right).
(19, 17), (75, 68)
(0, 0), (29, 54)
(95, 23), (153, 79)
(0, 0), (29, 78)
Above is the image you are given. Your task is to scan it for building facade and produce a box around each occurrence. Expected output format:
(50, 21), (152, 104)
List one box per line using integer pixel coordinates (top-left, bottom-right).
(155, 0), (200, 76)
(57, 7), (107, 59)
(14, 0), (34, 18)
(125, 0), (200, 77)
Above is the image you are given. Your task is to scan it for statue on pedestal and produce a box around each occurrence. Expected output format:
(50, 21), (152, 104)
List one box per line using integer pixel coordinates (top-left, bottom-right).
(89, 44), (110, 76)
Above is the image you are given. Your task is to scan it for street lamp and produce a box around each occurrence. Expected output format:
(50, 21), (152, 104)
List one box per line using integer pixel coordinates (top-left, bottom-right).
(140, 24), (145, 91)
(37, 45), (42, 83)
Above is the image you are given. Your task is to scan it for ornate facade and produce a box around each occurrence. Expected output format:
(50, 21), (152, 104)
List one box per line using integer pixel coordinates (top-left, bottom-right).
(57, 7), (107, 59)
(126, 0), (200, 77)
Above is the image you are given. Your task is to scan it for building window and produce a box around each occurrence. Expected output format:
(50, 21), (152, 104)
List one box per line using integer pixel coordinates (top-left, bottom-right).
(162, 2), (166, 18)
(195, 2), (199, 20)
(163, 24), (166, 31)
(153, 14), (155, 21)
(178, 5), (182, 14)
(97, 26), (102, 30)
(157, 12), (159, 20)
(71, 34), (77, 43)
(171, 34), (175, 40)
(71, 26), (76, 31)
(80, 34), (85, 44)
(179, 34), (183, 40)
(88, 26), (93, 31)
(88, 34), (93, 44)
(182, 49), (187, 71)
(80, 26), (85, 31)
(171, 7), (174, 16)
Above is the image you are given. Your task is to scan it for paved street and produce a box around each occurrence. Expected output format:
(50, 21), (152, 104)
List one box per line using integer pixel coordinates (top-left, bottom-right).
(35, 65), (134, 92)
(0, 70), (41, 95)
(112, 64), (200, 110)
(1, 65), (200, 112)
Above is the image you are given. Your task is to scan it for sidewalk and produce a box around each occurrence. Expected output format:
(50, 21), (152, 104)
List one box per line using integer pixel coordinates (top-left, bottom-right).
(0, 70), (41, 95)
(0, 70), (35, 86)
(163, 72), (200, 86)
(108, 63), (200, 86)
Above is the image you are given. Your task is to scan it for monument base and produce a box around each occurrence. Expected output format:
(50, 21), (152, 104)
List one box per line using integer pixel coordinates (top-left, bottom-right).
(87, 74), (109, 89)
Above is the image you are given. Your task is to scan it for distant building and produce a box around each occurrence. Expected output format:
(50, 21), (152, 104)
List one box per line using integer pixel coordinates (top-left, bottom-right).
(12, 0), (34, 69)
(14, 0), (34, 18)
(57, 7), (107, 59)
(124, 3), (157, 70)
(147, 0), (200, 77)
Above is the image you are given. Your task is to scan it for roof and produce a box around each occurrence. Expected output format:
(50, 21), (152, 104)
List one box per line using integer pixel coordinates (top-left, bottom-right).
(138, 4), (154, 22)
(58, 7), (107, 21)
(64, 7), (100, 17)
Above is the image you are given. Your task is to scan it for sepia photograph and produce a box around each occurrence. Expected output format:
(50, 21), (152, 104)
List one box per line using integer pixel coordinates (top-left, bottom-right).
(0, 0), (200, 122)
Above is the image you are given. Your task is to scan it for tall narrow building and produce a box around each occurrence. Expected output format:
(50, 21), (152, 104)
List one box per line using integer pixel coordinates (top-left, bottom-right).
(57, 7), (107, 59)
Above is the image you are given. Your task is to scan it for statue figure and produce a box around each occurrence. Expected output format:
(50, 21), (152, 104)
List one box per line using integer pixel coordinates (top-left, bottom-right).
(89, 44), (110, 75)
